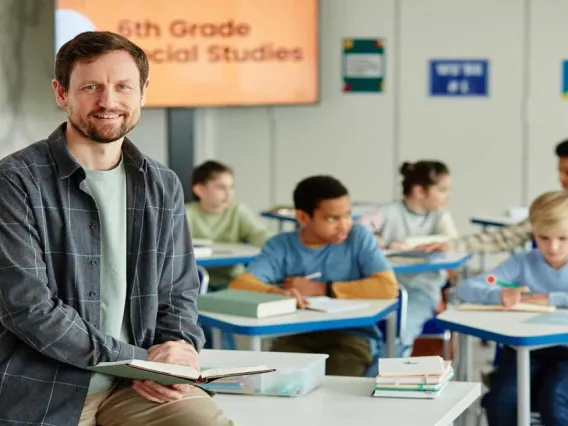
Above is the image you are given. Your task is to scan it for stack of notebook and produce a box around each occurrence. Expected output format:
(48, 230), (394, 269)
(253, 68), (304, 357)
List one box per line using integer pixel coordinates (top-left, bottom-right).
(373, 356), (453, 399)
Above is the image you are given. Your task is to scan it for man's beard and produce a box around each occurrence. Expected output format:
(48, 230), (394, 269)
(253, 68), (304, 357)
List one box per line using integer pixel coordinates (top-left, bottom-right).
(69, 110), (137, 143)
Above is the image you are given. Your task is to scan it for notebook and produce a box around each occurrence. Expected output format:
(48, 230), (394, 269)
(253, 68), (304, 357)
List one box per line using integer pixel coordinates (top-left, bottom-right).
(375, 361), (453, 385)
(378, 356), (446, 377)
(197, 289), (297, 318)
(305, 297), (369, 313)
(91, 360), (275, 385)
(372, 380), (450, 399)
(458, 303), (555, 313)
(193, 239), (213, 258)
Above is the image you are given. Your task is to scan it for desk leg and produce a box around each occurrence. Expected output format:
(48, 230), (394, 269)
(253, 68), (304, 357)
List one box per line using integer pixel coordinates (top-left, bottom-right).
(212, 329), (222, 349)
(386, 312), (396, 358)
(479, 225), (488, 271)
(242, 336), (263, 351)
(516, 347), (531, 426)
(457, 333), (473, 382)
(278, 222), (283, 233)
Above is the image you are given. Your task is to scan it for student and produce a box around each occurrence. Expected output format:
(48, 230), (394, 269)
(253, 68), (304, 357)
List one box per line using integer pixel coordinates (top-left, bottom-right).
(418, 139), (568, 254)
(186, 160), (271, 288)
(229, 175), (398, 376)
(360, 161), (457, 351)
(458, 191), (568, 426)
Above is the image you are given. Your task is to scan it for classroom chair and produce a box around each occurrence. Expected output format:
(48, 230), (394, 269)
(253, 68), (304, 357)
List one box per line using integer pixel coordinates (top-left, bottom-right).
(197, 265), (236, 350)
(364, 287), (408, 377)
(476, 344), (543, 426)
(415, 282), (453, 360)
(197, 265), (210, 295)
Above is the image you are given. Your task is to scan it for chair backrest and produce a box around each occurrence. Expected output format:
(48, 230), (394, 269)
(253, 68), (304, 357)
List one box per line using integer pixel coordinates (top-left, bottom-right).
(196, 265), (210, 295)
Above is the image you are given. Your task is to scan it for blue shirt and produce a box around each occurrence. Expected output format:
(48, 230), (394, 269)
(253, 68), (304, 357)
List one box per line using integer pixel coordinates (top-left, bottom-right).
(246, 224), (393, 342)
(458, 249), (568, 307)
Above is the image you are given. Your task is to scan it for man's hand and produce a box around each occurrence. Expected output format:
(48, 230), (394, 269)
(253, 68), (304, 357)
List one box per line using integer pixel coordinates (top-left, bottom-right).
(132, 380), (188, 404)
(283, 277), (325, 298)
(501, 288), (523, 308)
(268, 286), (309, 309)
(415, 242), (449, 252)
(521, 293), (550, 306)
(147, 340), (200, 369)
(133, 340), (198, 403)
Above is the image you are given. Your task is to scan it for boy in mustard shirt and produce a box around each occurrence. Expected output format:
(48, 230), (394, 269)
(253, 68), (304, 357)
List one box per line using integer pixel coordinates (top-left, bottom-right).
(230, 175), (398, 376)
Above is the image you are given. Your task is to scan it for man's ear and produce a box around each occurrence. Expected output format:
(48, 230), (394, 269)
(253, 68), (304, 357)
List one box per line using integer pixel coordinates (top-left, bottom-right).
(52, 79), (68, 109)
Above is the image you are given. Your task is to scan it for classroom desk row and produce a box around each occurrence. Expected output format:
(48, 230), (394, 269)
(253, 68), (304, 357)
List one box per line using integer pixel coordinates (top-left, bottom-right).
(202, 349), (481, 426)
(195, 243), (472, 353)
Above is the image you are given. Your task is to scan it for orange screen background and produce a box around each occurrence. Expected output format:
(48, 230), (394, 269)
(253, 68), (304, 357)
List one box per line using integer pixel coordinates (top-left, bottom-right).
(56, 0), (319, 107)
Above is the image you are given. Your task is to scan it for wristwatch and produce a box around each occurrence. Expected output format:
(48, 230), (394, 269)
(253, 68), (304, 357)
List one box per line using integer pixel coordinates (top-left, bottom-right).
(325, 280), (334, 298)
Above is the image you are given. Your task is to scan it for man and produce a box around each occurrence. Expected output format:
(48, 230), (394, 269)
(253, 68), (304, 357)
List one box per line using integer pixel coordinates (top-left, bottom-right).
(419, 140), (568, 254)
(0, 31), (233, 425)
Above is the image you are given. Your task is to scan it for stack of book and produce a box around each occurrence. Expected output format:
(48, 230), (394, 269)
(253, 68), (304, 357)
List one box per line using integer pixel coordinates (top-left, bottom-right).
(372, 356), (453, 399)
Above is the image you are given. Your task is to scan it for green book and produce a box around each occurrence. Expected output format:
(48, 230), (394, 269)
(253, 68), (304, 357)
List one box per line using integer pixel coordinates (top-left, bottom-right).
(90, 360), (275, 385)
(198, 289), (297, 318)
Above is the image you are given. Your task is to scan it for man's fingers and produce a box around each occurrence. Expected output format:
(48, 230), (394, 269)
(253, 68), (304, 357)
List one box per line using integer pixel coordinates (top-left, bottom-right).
(132, 381), (167, 403)
(141, 380), (184, 401)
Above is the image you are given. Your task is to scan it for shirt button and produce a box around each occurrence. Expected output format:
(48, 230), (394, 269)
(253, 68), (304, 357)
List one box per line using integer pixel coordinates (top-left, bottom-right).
(89, 291), (97, 297)
(91, 260), (98, 266)
(91, 223), (98, 230)
(77, 386), (84, 391)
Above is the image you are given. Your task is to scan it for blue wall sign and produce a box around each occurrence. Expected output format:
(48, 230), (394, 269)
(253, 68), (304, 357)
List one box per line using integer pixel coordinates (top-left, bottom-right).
(429, 59), (489, 96)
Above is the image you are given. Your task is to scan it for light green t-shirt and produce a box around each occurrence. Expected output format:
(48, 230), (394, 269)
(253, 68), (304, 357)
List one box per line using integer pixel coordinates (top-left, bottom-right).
(84, 160), (131, 394)
(185, 202), (271, 286)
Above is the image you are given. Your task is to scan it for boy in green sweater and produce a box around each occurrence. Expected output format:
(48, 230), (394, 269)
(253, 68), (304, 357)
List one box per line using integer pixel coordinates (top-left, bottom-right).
(186, 160), (272, 288)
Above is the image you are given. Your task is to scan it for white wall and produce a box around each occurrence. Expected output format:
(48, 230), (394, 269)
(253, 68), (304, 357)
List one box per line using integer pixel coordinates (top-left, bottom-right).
(0, 0), (168, 165)
(200, 0), (568, 232)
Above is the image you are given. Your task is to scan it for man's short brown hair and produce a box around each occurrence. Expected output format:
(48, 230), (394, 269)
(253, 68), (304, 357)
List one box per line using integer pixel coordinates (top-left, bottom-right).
(55, 31), (149, 91)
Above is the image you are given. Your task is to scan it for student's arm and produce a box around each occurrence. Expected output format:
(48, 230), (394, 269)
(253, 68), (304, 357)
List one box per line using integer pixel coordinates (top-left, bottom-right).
(445, 219), (532, 254)
(154, 178), (206, 349)
(358, 209), (386, 248)
(435, 212), (459, 238)
(237, 204), (272, 247)
(456, 255), (521, 305)
(229, 238), (285, 292)
(332, 227), (399, 299)
(0, 175), (147, 369)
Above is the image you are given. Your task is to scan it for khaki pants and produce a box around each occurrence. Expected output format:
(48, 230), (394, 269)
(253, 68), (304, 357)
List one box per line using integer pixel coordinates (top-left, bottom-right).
(79, 385), (234, 426)
(270, 330), (372, 376)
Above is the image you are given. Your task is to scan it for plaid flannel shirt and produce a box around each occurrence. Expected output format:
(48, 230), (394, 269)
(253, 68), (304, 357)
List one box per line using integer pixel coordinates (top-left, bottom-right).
(0, 124), (204, 425)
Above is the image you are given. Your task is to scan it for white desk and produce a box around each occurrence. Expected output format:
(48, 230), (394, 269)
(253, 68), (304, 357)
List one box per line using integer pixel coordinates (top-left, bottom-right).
(195, 243), (260, 268)
(216, 376), (481, 426)
(199, 299), (398, 356)
(437, 308), (568, 426)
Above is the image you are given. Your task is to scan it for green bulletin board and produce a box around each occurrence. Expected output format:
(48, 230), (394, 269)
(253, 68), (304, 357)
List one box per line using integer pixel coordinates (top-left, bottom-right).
(342, 38), (385, 93)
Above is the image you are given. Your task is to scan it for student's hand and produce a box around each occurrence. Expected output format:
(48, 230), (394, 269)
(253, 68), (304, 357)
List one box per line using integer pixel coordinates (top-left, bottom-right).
(283, 277), (325, 298)
(268, 286), (309, 309)
(500, 288), (523, 308)
(388, 241), (411, 250)
(132, 380), (188, 404)
(147, 340), (200, 369)
(521, 293), (550, 306)
(415, 242), (449, 252)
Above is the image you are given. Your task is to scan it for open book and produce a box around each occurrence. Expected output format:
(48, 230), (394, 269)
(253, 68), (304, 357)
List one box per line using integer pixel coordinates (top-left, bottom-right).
(305, 296), (369, 313)
(458, 303), (555, 313)
(91, 359), (275, 385)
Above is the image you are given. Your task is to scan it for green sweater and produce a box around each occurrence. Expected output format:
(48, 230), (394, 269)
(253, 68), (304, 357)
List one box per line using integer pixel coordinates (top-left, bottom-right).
(185, 202), (271, 286)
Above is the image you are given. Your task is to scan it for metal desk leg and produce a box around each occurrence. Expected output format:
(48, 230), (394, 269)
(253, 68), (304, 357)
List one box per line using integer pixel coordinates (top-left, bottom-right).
(516, 347), (531, 426)
(457, 333), (473, 382)
(386, 312), (396, 358)
(243, 336), (263, 351)
(479, 225), (488, 271)
(212, 329), (223, 349)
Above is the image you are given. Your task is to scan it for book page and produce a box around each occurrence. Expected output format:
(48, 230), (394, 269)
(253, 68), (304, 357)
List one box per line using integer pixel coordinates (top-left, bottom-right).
(458, 303), (555, 313)
(306, 297), (369, 313)
(201, 365), (271, 379)
(128, 360), (201, 379)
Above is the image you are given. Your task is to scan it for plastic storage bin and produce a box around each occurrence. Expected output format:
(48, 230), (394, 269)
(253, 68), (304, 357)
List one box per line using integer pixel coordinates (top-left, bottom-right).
(199, 350), (328, 397)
